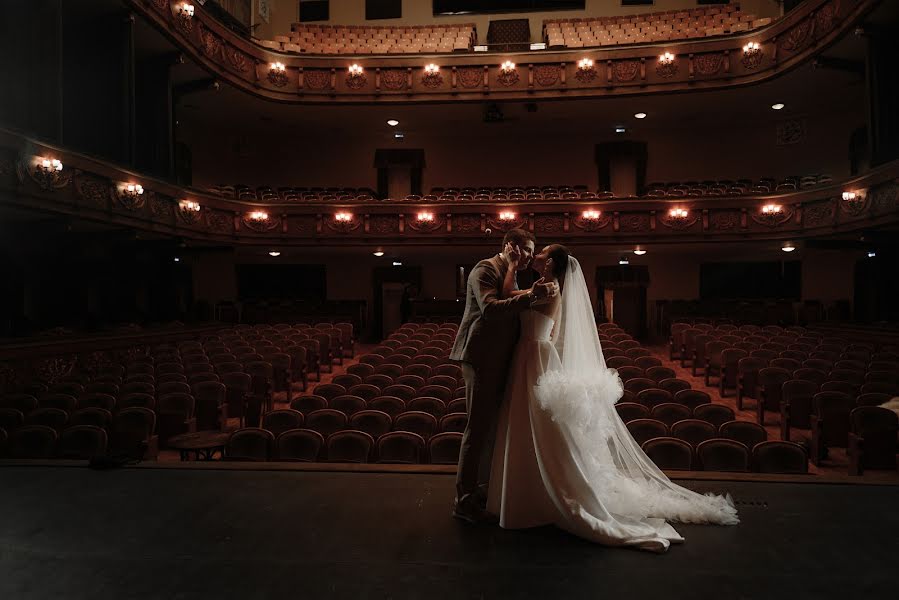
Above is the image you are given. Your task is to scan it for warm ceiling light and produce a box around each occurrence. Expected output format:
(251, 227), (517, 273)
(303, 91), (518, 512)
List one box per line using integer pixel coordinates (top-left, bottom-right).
(633, 248), (647, 256)
(771, 103), (785, 110)
(500, 60), (516, 73)
(417, 211), (435, 222)
(761, 203), (783, 214)
(498, 210), (516, 221)
(781, 242), (796, 253)
(387, 119), (399, 127)
(582, 209), (601, 220)
(335, 211), (353, 222)
(268, 251), (281, 257)
(373, 250), (385, 257)
(348, 64), (363, 76)
(634, 112), (647, 119)
(424, 64), (439, 74)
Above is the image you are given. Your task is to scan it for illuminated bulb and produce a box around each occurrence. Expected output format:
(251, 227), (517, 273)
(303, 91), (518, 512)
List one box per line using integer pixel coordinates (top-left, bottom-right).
(180, 200), (200, 212)
(771, 103), (785, 110)
(781, 243), (795, 253)
(179, 2), (194, 17)
(842, 191), (857, 201)
(51, 159), (63, 171)
(348, 64), (363, 76)
(498, 210), (516, 221)
(659, 52), (675, 64)
(743, 41), (760, 53)
(40, 158), (63, 171)
(424, 63), (439, 74)
(249, 210), (269, 221)
(269, 62), (286, 72)
(762, 204), (782, 214)
(126, 184), (144, 195)
(577, 57), (594, 70)
(335, 211), (353, 222)
(582, 209), (601, 220)
(417, 211), (434, 222)
(174, 257), (181, 262)
(500, 60), (516, 72)
(669, 207), (689, 219)
(633, 248), (647, 256)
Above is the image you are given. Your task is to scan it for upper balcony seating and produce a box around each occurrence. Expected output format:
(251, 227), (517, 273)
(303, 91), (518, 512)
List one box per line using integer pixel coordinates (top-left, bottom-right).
(643, 174), (833, 198)
(255, 23), (476, 55)
(206, 185), (380, 203)
(544, 4), (774, 49)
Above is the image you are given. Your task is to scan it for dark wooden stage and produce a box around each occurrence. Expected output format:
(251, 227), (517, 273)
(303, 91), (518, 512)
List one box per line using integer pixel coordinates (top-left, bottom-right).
(1, 464), (897, 599)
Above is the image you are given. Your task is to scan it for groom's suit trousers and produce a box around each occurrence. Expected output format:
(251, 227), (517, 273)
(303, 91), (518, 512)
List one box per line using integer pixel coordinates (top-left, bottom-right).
(457, 362), (505, 498)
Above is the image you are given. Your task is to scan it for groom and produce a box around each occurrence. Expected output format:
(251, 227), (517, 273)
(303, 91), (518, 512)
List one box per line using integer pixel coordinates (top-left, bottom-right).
(450, 228), (557, 524)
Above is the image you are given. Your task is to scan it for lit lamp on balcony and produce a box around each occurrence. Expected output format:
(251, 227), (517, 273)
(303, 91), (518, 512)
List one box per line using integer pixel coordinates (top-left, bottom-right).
(741, 41), (763, 69)
(657, 51), (677, 78)
(499, 210), (517, 221)
(422, 63), (442, 87)
(582, 209), (601, 221)
(755, 202), (788, 227)
(175, 2), (195, 32)
(178, 199), (201, 224)
(248, 210), (269, 223)
(498, 61), (519, 86)
(346, 64), (366, 88)
(330, 211), (357, 233)
(575, 57), (597, 83)
(761, 203), (782, 216)
(417, 211), (435, 223)
(30, 157), (66, 191)
(667, 207), (690, 227)
(122, 183), (144, 207)
(268, 62), (288, 87)
(841, 190), (866, 214)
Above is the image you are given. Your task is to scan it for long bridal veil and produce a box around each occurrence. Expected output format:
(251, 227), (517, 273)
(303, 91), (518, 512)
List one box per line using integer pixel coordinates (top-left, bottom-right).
(533, 257), (738, 531)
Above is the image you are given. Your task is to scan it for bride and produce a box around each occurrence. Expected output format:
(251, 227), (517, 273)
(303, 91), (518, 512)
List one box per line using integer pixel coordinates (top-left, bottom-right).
(487, 244), (738, 553)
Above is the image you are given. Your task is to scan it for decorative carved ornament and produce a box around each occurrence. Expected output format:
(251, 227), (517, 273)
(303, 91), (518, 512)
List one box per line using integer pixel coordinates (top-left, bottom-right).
(741, 47), (764, 70)
(815, 3), (837, 37)
(869, 181), (899, 215)
(574, 64), (597, 83)
(803, 199), (836, 227)
(150, 195), (173, 219)
(533, 65), (560, 87)
(267, 69), (289, 88)
(655, 59), (678, 79)
(535, 215), (564, 234)
(695, 53), (725, 76)
(304, 70), (331, 90)
(224, 46), (251, 73)
(381, 70), (407, 91)
(453, 215), (482, 233)
(457, 67), (483, 89)
(710, 211), (741, 231)
(619, 213), (651, 232)
(198, 23), (222, 59)
(345, 72), (367, 90)
(17, 159), (71, 191)
(612, 61), (640, 83)
(74, 173), (111, 208)
(293, 215), (317, 234)
(206, 210), (232, 233)
(780, 18), (815, 53)
(496, 68), (520, 87)
(421, 71), (443, 88)
(115, 186), (147, 211)
(369, 215), (399, 234)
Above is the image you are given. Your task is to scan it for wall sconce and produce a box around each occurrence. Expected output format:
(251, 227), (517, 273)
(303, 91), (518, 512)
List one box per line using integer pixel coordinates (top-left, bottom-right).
(29, 156), (67, 191)
(346, 64), (366, 88)
(497, 61), (519, 86)
(116, 180), (146, 210)
(761, 203), (782, 215)
(840, 190), (867, 215)
(498, 210), (517, 221)
(669, 207), (689, 219)
(39, 158), (63, 173)
(268, 62), (288, 87)
(417, 211), (435, 222)
(175, 2), (195, 32)
(582, 209), (601, 220)
(575, 57), (597, 83)
(176, 199), (201, 225)
(753, 202), (790, 227)
(422, 63), (442, 87)
(180, 199), (201, 212)
(248, 210), (269, 222)
(123, 183), (144, 197)
(335, 211), (353, 222)
(656, 52), (677, 78)
(741, 41), (763, 69)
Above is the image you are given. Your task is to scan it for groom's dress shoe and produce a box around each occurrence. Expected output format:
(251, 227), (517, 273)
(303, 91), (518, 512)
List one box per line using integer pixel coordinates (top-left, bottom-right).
(453, 495), (499, 525)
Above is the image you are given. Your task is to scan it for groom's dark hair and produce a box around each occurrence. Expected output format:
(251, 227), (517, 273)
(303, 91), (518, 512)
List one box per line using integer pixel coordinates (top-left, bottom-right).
(502, 228), (535, 249)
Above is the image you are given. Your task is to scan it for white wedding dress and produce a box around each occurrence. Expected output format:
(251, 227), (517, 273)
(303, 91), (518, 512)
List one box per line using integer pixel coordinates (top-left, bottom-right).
(487, 257), (738, 553)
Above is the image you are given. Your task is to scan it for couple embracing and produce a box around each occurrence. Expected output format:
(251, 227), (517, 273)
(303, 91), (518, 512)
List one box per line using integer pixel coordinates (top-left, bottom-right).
(449, 229), (738, 553)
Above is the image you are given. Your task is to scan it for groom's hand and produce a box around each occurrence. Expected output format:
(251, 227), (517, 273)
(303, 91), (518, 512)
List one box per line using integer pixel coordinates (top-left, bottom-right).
(531, 277), (558, 300)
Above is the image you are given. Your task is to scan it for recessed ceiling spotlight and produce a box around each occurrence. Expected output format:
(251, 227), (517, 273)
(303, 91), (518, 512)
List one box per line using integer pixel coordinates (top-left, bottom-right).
(867, 251), (876, 258)
(394, 132), (404, 139)
(771, 103), (785, 110)
(392, 261), (403, 266)
(633, 248), (647, 255)
(615, 126), (626, 134)
(373, 250), (385, 257)
(387, 119), (399, 127)
(619, 256), (629, 265)
(268, 251), (281, 257)
(781, 242), (796, 253)
(173, 257), (181, 262)
(634, 112), (647, 119)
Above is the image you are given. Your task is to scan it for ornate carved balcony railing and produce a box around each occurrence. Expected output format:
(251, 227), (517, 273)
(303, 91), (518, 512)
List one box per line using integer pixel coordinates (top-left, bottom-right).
(128, 0), (878, 104)
(1, 128), (898, 246)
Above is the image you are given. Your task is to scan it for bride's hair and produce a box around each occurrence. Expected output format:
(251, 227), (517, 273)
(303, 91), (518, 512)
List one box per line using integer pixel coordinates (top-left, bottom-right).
(546, 244), (571, 290)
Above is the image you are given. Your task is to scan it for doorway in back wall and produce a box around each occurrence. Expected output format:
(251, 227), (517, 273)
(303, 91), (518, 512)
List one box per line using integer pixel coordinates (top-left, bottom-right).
(596, 265), (650, 341)
(372, 265), (422, 341)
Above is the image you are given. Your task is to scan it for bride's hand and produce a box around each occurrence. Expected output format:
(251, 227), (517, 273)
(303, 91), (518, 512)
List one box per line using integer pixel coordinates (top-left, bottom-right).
(532, 277), (557, 300)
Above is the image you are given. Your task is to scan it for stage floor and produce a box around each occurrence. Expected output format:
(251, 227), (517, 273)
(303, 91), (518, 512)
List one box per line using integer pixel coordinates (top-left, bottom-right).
(2, 466), (898, 599)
